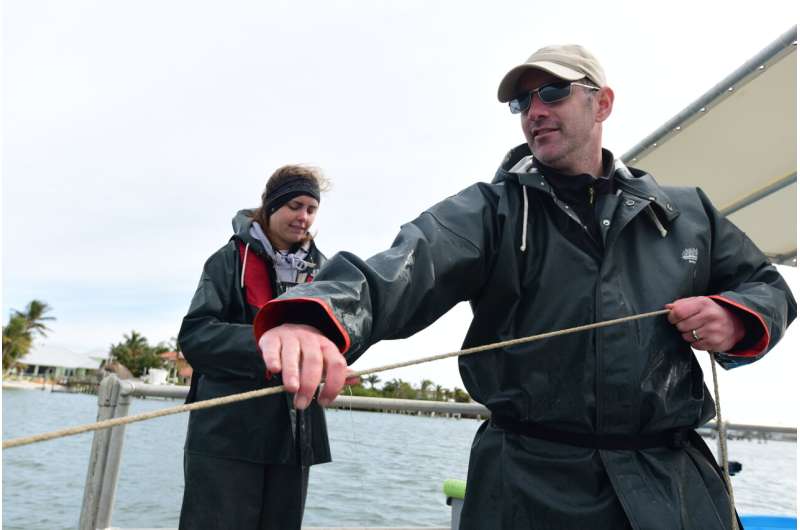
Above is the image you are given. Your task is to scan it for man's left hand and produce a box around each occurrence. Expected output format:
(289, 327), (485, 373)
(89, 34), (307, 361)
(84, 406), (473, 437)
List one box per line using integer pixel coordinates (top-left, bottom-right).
(666, 296), (745, 353)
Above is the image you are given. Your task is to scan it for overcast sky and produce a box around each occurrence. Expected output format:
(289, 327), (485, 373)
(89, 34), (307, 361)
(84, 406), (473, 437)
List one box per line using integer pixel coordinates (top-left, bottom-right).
(2, 1), (797, 425)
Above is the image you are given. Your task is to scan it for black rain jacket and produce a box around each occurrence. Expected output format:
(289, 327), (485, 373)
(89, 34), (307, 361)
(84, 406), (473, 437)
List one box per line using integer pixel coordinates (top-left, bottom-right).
(256, 145), (796, 529)
(179, 210), (331, 466)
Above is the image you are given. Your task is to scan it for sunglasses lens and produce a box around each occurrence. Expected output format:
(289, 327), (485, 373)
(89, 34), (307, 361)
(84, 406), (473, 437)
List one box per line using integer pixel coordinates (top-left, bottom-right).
(538, 82), (572, 103)
(509, 92), (532, 114)
(509, 82), (575, 113)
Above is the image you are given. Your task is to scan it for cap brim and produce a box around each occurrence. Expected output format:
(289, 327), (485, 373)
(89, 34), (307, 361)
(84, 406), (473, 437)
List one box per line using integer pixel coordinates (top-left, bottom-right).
(497, 61), (585, 102)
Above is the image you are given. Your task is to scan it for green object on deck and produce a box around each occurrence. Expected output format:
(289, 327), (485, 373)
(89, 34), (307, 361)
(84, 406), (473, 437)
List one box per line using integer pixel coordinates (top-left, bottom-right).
(443, 479), (467, 500)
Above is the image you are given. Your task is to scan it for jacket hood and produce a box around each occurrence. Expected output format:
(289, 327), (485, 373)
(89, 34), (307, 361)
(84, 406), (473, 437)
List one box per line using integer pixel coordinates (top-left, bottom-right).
(492, 143), (535, 184)
(492, 143), (680, 223)
(231, 209), (259, 244)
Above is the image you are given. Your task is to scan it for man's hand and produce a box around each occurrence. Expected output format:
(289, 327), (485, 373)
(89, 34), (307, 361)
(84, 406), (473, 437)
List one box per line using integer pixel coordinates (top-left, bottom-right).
(666, 296), (745, 353)
(258, 323), (350, 409)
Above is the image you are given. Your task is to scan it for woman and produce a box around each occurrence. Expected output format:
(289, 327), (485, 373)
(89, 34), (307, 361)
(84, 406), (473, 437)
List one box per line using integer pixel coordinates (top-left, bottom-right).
(178, 164), (331, 530)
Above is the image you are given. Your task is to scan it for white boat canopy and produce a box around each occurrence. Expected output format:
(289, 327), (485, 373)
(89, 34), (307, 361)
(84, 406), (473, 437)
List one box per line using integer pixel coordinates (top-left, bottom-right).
(622, 26), (797, 266)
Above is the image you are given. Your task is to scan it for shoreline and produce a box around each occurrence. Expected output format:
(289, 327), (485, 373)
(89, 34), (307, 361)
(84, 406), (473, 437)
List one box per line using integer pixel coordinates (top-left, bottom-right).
(2, 379), (67, 391)
(2, 379), (798, 434)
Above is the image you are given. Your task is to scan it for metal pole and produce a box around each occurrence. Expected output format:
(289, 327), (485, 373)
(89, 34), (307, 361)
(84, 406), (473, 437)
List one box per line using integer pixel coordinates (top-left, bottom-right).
(622, 25), (797, 163)
(78, 375), (121, 530)
(94, 379), (133, 529)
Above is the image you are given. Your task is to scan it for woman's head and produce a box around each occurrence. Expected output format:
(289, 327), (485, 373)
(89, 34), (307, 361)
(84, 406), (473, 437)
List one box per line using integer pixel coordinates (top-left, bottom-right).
(254, 164), (330, 250)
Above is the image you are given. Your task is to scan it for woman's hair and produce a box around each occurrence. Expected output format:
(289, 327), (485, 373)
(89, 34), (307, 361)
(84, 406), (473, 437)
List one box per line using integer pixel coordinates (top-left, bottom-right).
(252, 164), (330, 237)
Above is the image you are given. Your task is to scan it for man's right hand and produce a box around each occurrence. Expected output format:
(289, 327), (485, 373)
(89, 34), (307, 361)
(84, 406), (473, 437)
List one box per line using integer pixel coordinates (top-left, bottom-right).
(258, 323), (349, 410)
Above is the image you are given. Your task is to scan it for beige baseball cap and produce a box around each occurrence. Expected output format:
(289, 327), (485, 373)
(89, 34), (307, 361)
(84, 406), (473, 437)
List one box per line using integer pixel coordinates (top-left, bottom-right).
(497, 44), (607, 102)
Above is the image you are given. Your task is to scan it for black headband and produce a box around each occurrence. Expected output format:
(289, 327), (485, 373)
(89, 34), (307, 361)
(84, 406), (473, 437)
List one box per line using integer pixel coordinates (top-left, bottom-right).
(265, 177), (321, 215)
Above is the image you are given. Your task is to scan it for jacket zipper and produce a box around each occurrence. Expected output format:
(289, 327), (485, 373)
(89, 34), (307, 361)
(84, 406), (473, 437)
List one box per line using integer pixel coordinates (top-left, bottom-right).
(594, 262), (603, 434)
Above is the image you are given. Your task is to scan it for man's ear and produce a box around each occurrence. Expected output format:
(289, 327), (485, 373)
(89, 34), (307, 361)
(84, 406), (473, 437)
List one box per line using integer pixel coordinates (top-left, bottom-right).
(596, 86), (614, 123)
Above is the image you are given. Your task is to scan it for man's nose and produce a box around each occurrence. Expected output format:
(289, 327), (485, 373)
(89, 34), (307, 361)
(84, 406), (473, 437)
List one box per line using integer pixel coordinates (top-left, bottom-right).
(526, 94), (549, 120)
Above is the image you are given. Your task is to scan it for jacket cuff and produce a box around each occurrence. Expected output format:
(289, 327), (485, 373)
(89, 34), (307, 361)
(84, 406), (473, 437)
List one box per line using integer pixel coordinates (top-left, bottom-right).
(708, 295), (769, 357)
(253, 297), (351, 353)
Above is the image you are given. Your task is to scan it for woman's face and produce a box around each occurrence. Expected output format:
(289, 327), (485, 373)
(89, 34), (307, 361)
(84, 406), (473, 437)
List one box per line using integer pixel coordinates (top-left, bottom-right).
(267, 195), (319, 250)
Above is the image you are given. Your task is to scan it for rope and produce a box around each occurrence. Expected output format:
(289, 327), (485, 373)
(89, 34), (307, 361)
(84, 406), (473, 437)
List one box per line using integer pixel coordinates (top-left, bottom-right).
(709, 352), (738, 530)
(3, 308), (668, 450)
(2, 386), (281, 449)
(348, 309), (669, 378)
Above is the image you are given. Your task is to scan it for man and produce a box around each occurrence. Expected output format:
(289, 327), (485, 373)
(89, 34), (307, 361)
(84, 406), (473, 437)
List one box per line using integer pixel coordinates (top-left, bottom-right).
(252, 45), (796, 529)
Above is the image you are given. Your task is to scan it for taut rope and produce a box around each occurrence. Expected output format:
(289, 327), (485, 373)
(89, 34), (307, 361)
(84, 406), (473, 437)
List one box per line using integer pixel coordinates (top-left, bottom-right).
(3, 309), (667, 450)
(709, 353), (738, 530)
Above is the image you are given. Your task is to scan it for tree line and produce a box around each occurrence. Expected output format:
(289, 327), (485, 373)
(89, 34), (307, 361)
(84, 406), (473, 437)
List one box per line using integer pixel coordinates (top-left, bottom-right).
(344, 374), (472, 402)
(106, 331), (175, 377)
(2, 299), (172, 378)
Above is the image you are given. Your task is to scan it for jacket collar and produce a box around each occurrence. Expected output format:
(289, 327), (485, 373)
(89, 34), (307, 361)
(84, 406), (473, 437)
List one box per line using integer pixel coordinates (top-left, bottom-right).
(494, 143), (680, 223)
(613, 162), (680, 223)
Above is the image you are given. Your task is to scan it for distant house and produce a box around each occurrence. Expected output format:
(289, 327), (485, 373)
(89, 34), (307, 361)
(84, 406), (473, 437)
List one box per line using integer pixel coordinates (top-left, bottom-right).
(160, 350), (192, 385)
(17, 344), (106, 380)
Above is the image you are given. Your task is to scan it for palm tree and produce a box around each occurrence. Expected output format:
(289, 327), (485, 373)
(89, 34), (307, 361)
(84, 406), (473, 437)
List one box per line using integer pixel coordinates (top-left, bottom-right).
(2, 299), (55, 372)
(452, 387), (471, 403)
(2, 315), (31, 371)
(419, 379), (434, 400)
(364, 374), (381, 390)
(381, 378), (399, 397)
(109, 330), (165, 377)
(15, 300), (55, 336)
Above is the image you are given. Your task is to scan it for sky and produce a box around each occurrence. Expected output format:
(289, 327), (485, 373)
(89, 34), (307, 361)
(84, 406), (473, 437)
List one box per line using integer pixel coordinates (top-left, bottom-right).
(2, 1), (798, 425)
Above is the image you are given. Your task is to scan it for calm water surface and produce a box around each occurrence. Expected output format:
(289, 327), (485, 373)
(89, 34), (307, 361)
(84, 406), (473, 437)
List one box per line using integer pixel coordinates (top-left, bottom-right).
(2, 388), (796, 529)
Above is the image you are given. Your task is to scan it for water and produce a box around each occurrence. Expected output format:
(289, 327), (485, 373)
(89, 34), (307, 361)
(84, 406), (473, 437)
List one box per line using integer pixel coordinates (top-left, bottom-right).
(2, 388), (796, 529)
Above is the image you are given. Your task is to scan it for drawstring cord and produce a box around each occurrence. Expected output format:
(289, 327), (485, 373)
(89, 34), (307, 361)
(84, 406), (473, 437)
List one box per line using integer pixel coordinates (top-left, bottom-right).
(615, 159), (669, 237)
(645, 205), (668, 238)
(520, 185), (529, 252)
(240, 242), (251, 288)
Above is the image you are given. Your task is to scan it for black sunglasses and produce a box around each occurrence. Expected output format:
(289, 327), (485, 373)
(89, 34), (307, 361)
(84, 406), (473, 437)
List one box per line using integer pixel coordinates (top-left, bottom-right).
(509, 81), (599, 114)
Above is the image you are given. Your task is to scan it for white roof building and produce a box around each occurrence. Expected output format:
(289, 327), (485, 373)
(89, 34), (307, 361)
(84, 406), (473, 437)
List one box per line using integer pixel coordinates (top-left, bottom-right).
(19, 344), (106, 370)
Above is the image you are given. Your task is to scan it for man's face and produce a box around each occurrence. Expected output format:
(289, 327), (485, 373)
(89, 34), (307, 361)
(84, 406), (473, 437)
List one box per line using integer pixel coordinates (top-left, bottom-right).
(517, 70), (603, 174)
